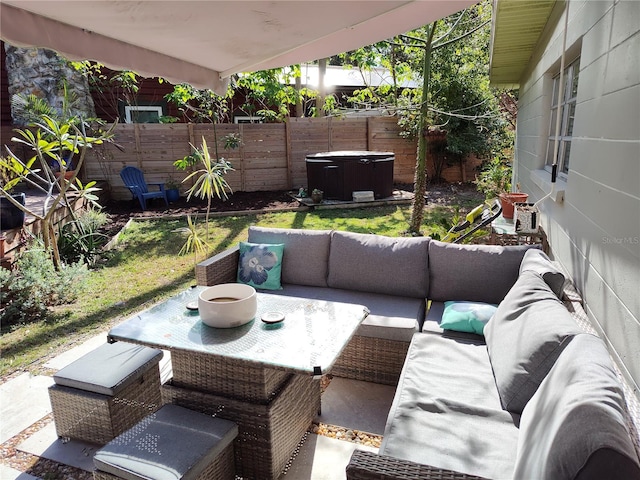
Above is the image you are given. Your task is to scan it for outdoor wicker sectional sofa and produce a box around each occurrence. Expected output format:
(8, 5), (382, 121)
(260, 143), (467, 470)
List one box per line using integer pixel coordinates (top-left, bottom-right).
(196, 226), (640, 480)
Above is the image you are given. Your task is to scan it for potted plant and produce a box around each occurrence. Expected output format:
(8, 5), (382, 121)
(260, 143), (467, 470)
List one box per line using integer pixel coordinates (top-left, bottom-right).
(0, 155), (26, 230)
(311, 188), (323, 203)
(165, 176), (181, 203)
(475, 158), (527, 219)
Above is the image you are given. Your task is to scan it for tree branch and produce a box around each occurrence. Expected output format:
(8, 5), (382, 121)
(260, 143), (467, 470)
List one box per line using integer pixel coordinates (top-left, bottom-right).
(433, 19), (490, 51)
(433, 10), (468, 45)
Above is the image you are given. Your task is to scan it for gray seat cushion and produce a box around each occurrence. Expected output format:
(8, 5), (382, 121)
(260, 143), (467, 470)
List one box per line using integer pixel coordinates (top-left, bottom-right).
(484, 271), (583, 414)
(247, 226), (332, 287)
(381, 333), (519, 479)
(518, 248), (565, 298)
(271, 284), (423, 342)
(327, 230), (430, 298)
(514, 333), (640, 480)
(53, 342), (163, 396)
(428, 240), (535, 304)
(94, 404), (238, 480)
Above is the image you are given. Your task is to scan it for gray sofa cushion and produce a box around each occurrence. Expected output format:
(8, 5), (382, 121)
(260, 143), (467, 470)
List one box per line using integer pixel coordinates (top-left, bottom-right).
(248, 226), (331, 287)
(327, 230), (430, 298)
(484, 271), (583, 414)
(381, 333), (519, 479)
(94, 404), (238, 480)
(514, 333), (640, 480)
(519, 248), (565, 298)
(269, 284), (423, 342)
(53, 342), (163, 396)
(428, 240), (535, 304)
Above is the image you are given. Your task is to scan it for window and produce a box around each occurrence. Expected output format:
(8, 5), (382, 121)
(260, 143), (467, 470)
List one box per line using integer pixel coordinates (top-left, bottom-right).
(546, 57), (579, 175)
(124, 105), (164, 123)
(234, 116), (263, 124)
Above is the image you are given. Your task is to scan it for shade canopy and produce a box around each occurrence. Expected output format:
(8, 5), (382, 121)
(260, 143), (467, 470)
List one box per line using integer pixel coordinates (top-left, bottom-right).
(1, 1), (477, 95)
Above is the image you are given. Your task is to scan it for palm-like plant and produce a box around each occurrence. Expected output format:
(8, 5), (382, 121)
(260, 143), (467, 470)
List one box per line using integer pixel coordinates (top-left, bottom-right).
(173, 215), (210, 279)
(182, 137), (234, 240)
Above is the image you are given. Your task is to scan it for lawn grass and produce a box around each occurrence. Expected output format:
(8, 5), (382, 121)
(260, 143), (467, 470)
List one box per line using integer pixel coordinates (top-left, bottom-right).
(0, 198), (483, 379)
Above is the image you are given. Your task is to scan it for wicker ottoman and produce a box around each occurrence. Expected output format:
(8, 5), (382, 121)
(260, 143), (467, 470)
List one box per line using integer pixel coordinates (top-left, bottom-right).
(49, 342), (163, 445)
(93, 404), (238, 480)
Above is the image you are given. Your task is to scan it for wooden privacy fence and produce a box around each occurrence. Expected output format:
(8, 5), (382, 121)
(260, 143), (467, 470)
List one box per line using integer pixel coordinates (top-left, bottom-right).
(1, 117), (482, 201)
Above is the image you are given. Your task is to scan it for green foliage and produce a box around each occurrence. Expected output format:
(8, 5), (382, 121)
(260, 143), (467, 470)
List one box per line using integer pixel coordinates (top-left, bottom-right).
(341, 0), (513, 165)
(474, 157), (512, 198)
(165, 176), (181, 189)
(181, 136), (235, 240)
(234, 67), (304, 121)
(164, 83), (232, 123)
(72, 62), (141, 119)
(183, 137), (234, 202)
(0, 244), (87, 327)
(174, 133), (241, 171)
(173, 215), (210, 276)
(0, 154), (30, 191)
(68, 178), (103, 210)
(58, 209), (110, 267)
(2, 113), (114, 269)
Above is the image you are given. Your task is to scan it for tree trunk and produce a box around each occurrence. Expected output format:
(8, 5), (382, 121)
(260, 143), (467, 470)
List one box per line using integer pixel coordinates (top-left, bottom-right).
(408, 23), (437, 235)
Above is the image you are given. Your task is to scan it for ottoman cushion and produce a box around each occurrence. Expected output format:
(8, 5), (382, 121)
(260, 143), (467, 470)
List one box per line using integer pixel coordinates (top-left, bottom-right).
(94, 404), (238, 480)
(53, 342), (162, 396)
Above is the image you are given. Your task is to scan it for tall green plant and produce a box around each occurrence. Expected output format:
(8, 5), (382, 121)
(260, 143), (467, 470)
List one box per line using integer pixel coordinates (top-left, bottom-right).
(58, 208), (110, 266)
(474, 157), (512, 199)
(173, 215), (210, 278)
(176, 136), (235, 240)
(0, 116), (114, 268)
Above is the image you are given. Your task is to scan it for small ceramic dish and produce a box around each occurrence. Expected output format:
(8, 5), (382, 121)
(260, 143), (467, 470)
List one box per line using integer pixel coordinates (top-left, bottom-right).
(261, 312), (285, 324)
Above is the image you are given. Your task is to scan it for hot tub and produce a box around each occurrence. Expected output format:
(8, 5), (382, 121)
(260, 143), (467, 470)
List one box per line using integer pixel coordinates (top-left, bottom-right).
(305, 151), (394, 200)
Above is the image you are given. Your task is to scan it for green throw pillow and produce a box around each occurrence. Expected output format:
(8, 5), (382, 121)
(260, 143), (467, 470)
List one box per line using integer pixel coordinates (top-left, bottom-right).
(237, 242), (284, 290)
(440, 301), (498, 335)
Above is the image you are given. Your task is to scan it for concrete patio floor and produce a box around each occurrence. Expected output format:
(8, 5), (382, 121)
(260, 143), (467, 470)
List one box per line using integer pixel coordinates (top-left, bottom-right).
(0, 333), (395, 480)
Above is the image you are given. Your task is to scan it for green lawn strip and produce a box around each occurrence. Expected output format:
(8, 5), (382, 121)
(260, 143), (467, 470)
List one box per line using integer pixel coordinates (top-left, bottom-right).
(0, 201), (483, 379)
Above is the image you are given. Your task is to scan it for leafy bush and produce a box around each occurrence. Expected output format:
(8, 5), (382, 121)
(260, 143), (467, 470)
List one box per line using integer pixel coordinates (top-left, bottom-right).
(0, 244), (87, 327)
(58, 209), (109, 266)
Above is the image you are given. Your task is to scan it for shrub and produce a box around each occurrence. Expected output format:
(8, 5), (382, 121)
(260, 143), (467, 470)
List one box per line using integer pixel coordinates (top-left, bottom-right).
(58, 209), (109, 266)
(0, 244), (87, 327)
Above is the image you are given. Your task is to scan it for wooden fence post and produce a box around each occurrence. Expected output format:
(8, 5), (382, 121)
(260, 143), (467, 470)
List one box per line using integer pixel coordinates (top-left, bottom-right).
(285, 121), (293, 189)
(134, 123), (143, 168)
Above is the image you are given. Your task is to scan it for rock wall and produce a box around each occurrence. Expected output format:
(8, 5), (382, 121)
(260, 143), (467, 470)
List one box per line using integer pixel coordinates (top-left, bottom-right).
(4, 44), (95, 125)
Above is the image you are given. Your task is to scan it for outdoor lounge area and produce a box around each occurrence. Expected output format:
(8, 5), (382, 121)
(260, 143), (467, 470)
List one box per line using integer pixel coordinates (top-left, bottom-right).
(2, 226), (639, 479)
(1, 0), (639, 478)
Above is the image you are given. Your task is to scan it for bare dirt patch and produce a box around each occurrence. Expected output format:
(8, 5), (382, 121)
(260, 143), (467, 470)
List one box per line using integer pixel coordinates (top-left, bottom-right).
(101, 182), (483, 238)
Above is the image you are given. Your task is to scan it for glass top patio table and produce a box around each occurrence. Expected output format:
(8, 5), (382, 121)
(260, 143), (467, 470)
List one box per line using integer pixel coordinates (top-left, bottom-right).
(108, 286), (369, 376)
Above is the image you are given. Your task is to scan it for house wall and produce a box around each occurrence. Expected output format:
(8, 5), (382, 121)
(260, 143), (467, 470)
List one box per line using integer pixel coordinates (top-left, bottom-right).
(514, 0), (640, 392)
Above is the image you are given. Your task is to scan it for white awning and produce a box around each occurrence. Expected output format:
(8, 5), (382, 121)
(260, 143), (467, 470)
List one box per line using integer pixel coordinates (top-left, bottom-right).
(1, 1), (477, 95)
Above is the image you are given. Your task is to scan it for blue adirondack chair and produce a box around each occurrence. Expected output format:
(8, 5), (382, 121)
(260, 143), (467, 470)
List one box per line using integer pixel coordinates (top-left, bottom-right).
(120, 166), (169, 210)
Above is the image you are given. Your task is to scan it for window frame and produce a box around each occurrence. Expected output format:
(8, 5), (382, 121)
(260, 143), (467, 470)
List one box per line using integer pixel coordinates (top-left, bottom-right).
(234, 116), (264, 124)
(545, 57), (580, 177)
(123, 105), (164, 124)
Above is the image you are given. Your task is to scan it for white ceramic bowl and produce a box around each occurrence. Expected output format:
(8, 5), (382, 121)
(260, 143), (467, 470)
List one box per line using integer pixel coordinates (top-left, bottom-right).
(198, 284), (257, 328)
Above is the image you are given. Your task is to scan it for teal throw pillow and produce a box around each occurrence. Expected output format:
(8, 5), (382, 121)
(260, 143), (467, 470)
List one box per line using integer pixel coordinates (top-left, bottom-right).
(237, 242), (284, 290)
(440, 301), (498, 335)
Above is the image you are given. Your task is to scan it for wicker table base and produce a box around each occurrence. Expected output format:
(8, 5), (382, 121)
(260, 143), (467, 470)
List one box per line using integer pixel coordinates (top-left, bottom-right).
(171, 350), (290, 403)
(162, 373), (320, 480)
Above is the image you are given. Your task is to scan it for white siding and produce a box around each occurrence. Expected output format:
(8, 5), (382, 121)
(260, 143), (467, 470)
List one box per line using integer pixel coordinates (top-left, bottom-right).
(514, 0), (640, 392)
